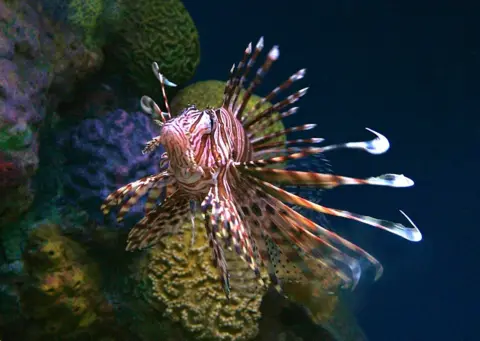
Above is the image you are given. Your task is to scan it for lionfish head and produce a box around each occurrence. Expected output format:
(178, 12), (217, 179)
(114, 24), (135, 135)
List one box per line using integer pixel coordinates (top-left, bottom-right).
(138, 62), (218, 171)
(168, 105), (215, 138)
(160, 105), (216, 168)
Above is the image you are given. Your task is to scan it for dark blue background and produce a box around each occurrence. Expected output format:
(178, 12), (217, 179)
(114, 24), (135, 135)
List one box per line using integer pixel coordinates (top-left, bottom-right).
(184, 1), (477, 340)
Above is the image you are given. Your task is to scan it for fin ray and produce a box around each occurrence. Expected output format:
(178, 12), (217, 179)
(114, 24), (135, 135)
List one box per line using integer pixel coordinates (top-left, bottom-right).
(251, 175), (422, 244)
(126, 190), (190, 251)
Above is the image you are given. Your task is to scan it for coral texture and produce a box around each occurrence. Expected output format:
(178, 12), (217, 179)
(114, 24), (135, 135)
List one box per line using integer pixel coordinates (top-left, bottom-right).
(55, 109), (164, 228)
(19, 223), (118, 339)
(37, 0), (105, 48)
(0, 2), (368, 339)
(105, 0), (200, 95)
(134, 215), (269, 341)
(0, 0), (103, 226)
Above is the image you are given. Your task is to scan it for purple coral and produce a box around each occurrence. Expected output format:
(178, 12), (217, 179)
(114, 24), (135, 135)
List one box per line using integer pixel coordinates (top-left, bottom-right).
(56, 109), (164, 228)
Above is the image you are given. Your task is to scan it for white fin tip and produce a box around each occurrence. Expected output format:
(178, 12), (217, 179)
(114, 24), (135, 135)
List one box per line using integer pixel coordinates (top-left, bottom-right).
(292, 68), (306, 80)
(365, 128), (390, 154)
(399, 210), (422, 242)
(367, 173), (415, 187)
(269, 45), (280, 60)
(257, 36), (264, 49)
(299, 87), (309, 96)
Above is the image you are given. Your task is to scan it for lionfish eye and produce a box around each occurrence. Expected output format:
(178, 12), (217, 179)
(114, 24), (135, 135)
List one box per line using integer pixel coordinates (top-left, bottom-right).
(207, 110), (217, 131)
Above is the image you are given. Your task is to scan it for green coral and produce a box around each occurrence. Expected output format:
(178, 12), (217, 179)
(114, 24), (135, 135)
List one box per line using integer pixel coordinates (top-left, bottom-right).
(0, 124), (34, 152)
(106, 0), (200, 95)
(67, 0), (105, 49)
(170, 80), (287, 145)
(33, 0), (105, 49)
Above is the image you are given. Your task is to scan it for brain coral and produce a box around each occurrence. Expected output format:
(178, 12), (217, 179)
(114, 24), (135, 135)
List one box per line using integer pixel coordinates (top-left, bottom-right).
(55, 109), (164, 228)
(170, 80), (286, 145)
(106, 0), (200, 95)
(134, 214), (269, 341)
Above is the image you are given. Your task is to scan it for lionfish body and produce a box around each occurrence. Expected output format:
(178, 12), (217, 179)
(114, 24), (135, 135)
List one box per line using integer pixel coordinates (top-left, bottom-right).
(102, 37), (422, 297)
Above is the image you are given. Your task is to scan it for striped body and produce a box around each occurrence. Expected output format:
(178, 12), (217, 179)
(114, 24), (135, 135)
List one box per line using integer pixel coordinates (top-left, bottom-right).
(160, 106), (252, 198)
(102, 37), (422, 300)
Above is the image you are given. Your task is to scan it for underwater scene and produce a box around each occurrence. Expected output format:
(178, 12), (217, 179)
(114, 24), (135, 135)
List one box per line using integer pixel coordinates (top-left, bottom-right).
(0, 0), (476, 340)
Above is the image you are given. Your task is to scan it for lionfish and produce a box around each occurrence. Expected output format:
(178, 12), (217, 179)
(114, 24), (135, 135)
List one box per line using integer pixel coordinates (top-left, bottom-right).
(101, 37), (422, 297)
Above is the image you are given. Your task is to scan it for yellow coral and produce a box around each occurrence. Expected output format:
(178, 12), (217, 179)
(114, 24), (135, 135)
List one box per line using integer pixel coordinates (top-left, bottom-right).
(23, 224), (87, 271)
(38, 272), (65, 296)
(135, 215), (269, 341)
(64, 265), (98, 294)
(39, 240), (68, 266)
(78, 311), (98, 328)
(20, 223), (112, 338)
(61, 296), (89, 316)
(283, 280), (339, 324)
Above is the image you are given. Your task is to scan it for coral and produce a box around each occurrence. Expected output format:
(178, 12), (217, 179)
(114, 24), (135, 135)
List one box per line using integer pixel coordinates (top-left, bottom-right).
(55, 109), (164, 228)
(0, 261), (24, 330)
(19, 223), (120, 339)
(105, 0), (200, 95)
(282, 280), (340, 325)
(255, 290), (341, 341)
(133, 214), (269, 341)
(257, 264), (369, 341)
(0, 151), (25, 188)
(0, 146), (37, 228)
(22, 224), (88, 271)
(0, 183), (34, 227)
(0, 121), (35, 152)
(0, 0), (103, 224)
(67, 0), (104, 48)
(36, 0), (105, 49)
(314, 297), (369, 341)
(0, 0), (103, 123)
(111, 295), (188, 341)
(170, 80), (286, 145)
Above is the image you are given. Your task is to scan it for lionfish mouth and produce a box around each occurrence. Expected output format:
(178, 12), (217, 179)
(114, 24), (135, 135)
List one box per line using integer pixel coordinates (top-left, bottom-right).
(101, 37), (422, 299)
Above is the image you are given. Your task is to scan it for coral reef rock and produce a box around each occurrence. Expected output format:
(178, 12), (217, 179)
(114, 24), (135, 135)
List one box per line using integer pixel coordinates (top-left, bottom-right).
(0, 0), (103, 226)
(37, 0), (105, 49)
(105, 0), (200, 96)
(17, 223), (126, 340)
(55, 109), (164, 228)
(132, 215), (269, 341)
